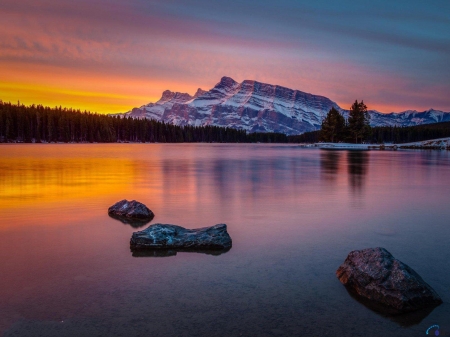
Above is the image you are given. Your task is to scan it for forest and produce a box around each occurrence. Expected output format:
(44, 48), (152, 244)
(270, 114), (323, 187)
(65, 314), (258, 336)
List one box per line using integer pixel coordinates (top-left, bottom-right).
(289, 102), (450, 144)
(288, 122), (450, 144)
(0, 101), (287, 143)
(1, 101), (449, 144)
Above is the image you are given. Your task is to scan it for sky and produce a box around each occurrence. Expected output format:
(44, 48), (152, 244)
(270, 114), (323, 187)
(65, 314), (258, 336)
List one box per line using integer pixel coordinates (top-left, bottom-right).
(1, 0), (449, 114)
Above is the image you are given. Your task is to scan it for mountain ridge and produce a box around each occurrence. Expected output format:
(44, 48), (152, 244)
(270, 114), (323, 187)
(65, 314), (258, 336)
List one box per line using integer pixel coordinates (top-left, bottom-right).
(118, 76), (450, 135)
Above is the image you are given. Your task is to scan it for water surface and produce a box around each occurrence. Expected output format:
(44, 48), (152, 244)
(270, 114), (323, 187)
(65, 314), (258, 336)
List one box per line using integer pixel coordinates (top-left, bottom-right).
(1, 144), (449, 336)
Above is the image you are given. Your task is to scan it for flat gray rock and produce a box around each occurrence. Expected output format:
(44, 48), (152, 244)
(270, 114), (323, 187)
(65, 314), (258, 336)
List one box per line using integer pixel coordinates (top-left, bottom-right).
(336, 247), (442, 314)
(130, 223), (232, 250)
(108, 199), (154, 220)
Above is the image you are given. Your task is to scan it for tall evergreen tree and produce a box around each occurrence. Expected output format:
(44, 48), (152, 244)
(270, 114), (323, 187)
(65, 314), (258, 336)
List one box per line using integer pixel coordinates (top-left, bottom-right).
(319, 107), (346, 143)
(347, 100), (370, 143)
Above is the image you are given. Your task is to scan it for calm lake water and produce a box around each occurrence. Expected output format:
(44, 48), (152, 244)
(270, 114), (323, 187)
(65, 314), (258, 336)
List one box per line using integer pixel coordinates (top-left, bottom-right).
(0, 144), (449, 337)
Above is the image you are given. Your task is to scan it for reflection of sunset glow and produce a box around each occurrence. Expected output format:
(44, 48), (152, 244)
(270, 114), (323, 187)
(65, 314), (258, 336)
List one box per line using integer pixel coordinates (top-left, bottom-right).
(0, 158), (132, 205)
(1, 144), (449, 234)
(0, 145), (166, 229)
(1, 145), (450, 336)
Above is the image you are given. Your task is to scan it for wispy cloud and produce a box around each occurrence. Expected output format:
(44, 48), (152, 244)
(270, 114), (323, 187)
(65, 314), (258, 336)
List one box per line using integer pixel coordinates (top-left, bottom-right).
(0, 0), (449, 113)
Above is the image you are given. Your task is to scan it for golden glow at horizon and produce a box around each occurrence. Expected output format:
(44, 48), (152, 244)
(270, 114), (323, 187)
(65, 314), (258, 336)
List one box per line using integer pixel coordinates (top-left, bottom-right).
(1, 78), (412, 115)
(0, 62), (155, 114)
(0, 60), (416, 114)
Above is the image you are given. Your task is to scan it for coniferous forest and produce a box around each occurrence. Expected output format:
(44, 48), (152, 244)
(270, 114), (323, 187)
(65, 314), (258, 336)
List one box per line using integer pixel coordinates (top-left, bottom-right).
(288, 122), (450, 144)
(290, 103), (450, 144)
(0, 101), (287, 143)
(1, 101), (449, 144)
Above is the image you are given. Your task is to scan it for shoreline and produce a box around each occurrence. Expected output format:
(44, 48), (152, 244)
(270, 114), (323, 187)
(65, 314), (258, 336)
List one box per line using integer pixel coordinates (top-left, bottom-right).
(1, 137), (450, 150)
(311, 137), (450, 150)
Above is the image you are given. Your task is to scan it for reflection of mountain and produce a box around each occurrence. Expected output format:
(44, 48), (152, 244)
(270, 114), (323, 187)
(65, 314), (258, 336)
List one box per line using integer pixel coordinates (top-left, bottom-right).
(158, 153), (314, 204)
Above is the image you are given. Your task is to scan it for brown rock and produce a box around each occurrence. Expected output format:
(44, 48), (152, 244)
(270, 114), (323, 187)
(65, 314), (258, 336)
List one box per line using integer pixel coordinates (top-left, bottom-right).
(336, 247), (442, 314)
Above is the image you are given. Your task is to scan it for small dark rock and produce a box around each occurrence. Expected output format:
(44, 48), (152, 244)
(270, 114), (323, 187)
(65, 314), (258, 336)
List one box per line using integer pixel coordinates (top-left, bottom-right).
(130, 223), (232, 250)
(336, 247), (442, 314)
(108, 199), (154, 220)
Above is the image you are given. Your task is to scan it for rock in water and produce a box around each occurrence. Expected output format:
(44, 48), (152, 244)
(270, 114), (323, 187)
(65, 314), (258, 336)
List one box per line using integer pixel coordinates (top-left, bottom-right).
(336, 247), (442, 313)
(130, 223), (232, 250)
(108, 200), (154, 219)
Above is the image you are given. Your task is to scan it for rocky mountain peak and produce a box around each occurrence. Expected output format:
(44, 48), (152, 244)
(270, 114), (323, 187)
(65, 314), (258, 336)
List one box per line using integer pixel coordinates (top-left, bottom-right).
(123, 76), (450, 135)
(158, 90), (192, 104)
(218, 76), (238, 88)
(193, 88), (207, 98)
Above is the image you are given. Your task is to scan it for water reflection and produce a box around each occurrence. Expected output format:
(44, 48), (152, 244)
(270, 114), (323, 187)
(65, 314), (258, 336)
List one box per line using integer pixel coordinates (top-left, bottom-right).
(420, 150), (449, 166)
(161, 159), (196, 199)
(1, 145), (449, 337)
(131, 247), (231, 258)
(344, 287), (438, 327)
(159, 156), (314, 205)
(0, 154), (138, 225)
(108, 214), (154, 228)
(320, 151), (341, 183)
(347, 151), (369, 193)
(212, 159), (238, 200)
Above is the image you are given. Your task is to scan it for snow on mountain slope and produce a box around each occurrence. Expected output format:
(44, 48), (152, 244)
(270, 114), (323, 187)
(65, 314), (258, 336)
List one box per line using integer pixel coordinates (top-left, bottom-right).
(367, 109), (450, 127)
(119, 76), (450, 135)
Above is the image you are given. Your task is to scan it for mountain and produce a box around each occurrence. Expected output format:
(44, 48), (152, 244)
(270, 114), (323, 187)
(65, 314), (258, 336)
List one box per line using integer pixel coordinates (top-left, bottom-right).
(119, 76), (450, 135)
(363, 109), (450, 127)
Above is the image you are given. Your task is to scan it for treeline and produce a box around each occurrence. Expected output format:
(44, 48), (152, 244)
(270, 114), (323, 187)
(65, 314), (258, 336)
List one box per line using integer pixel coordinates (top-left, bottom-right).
(288, 122), (450, 144)
(287, 131), (320, 143)
(371, 122), (450, 144)
(2, 101), (449, 145)
(0, 101), (286, 143)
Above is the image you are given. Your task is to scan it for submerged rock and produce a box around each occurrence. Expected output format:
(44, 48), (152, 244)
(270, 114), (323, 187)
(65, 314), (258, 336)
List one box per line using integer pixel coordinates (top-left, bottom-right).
(108, 200), (154, 220)
(130, 223), (232, 250)
(336, 247), (442, 314)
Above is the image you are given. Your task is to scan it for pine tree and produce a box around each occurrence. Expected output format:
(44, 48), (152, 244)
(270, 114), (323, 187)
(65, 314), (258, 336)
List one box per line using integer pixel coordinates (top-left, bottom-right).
(347, 100), (370, 143)
(319, 107), (346, 143)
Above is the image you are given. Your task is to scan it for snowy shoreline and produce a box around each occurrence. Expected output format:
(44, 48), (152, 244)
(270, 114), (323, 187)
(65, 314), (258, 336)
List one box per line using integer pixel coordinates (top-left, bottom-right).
(313, 137), (450, 150)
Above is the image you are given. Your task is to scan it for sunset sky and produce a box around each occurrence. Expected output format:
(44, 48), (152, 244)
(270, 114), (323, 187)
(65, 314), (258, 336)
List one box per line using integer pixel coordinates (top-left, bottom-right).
(1, 0), (449, 114)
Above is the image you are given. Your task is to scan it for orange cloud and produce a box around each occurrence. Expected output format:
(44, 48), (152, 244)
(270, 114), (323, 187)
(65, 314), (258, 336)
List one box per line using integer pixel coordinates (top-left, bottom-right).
(1, 0), (448, 114)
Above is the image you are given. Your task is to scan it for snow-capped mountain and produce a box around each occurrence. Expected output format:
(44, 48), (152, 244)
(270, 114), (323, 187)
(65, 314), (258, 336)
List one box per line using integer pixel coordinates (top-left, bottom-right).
(119, 76), (450, 135)
(364, 109), (450, 127)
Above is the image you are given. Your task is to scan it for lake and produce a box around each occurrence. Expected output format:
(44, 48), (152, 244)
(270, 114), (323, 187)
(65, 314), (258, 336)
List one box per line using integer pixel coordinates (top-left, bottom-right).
(0, 144), (449, 337)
